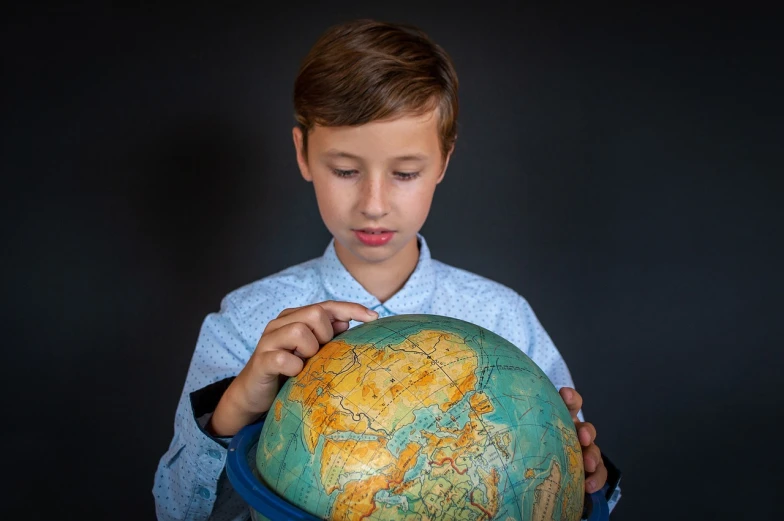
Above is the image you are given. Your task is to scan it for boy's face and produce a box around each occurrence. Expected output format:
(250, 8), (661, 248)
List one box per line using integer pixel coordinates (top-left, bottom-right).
(293, 109), (451, 268)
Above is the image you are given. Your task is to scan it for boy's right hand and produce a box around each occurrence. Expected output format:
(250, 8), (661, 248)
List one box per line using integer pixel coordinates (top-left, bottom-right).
(207, 301), (378, 437)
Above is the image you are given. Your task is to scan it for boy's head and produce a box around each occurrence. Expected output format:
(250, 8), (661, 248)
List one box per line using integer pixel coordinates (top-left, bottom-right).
(291, 19), (459, 273)
(293, 19), (459, 162)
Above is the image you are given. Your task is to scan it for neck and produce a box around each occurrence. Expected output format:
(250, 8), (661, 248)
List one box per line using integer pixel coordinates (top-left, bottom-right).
(335, 237), (420, 303)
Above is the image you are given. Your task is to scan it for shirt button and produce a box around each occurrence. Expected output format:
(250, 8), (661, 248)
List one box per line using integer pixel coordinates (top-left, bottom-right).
(198, 487), (211, 499)
(208, 449), (221, 460)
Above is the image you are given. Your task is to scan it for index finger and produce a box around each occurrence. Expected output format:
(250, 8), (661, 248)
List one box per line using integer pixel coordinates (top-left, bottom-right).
(278, 300), (379, 335)
(319, 299), (378, 318)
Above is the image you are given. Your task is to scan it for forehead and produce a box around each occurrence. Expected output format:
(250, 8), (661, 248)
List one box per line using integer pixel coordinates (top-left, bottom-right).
(309, 110), (440, 157)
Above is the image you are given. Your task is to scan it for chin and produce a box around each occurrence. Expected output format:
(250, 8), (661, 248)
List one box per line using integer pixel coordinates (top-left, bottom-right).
(353, 245), (397, 264)
(335, 231), (414, 265)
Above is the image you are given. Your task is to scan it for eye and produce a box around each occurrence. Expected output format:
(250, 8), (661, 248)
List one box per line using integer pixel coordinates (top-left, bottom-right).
(394, 171), (420, 180)
(332, 168), (358, 178)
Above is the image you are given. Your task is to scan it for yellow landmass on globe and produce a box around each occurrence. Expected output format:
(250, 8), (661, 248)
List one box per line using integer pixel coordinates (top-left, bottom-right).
(288, 329), (478, 453)
(532, 459), (561, 521)
(285, 329), (484, 520)
(558, 419), (585, 520)
(330, 441), (422, 520)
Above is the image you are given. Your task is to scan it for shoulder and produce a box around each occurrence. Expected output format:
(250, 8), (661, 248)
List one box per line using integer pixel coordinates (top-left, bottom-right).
(429, 259), (535, 338)
(216, 257), (326, 336)
(431, 258), (525, 309)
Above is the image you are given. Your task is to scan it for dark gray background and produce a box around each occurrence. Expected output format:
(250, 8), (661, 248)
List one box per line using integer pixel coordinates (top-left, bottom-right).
(2, 3), (781, 520)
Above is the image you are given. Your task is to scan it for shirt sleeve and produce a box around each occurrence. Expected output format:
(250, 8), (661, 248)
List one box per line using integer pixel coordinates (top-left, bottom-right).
(152, 294), (256, 521)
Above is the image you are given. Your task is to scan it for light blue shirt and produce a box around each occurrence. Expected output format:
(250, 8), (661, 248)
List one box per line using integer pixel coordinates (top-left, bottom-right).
(153, 235), (615, 520)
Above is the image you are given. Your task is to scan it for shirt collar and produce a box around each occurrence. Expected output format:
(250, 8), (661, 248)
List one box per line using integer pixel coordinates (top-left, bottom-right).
(317, 234), (436, 317)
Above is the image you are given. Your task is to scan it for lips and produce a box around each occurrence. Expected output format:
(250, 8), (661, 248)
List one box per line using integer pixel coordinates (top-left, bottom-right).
(354, 228), (395, 246)
(356, 228), (392, 234)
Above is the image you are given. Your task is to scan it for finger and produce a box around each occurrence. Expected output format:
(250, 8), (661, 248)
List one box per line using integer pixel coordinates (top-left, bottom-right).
(585, 459), (608, 494)
(333, 320), (350, 334)
(252, 349), (306, 380)
(316, 300), (379, 329)
(559, 387), (583, 419)
(277, 300), (377, 322)
(582, 443), (602, 473)
(577, 422), (597, 447)
(267, 301), (378, 342)
(291, 305), (339, 344)
(276, 305), (303, 319)
(265, 305), (334, 342)
(258, 322), (321, 359)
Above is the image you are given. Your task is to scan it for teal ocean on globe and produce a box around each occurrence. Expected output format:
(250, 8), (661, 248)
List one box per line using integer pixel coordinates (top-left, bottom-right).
(255, 314), (584, 520)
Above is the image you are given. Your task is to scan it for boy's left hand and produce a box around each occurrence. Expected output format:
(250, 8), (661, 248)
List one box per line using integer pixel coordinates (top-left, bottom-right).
(559, 387), (607, 494)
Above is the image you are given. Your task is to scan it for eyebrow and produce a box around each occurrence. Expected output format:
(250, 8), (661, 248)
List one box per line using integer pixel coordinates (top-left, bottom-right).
(322, 149), (428, 162)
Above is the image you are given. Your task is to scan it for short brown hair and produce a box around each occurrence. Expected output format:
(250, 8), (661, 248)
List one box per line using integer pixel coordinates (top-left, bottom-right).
(294, 19), (459, 161)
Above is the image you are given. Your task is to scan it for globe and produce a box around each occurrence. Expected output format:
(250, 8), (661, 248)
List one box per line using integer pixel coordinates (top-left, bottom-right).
(255, 314), (584, 520)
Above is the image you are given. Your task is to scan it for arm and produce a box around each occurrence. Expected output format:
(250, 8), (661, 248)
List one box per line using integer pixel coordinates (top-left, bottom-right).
(153, 296), (254, 521)
(153, 298), (379, 521)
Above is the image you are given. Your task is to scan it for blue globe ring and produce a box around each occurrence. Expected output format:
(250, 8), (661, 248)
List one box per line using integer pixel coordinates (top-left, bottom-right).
(226, 418), (610, 521)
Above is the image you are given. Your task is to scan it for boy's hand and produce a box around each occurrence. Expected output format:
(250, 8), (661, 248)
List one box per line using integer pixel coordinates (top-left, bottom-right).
(559, 387), (608, 494)
(208, 301), (378, 437)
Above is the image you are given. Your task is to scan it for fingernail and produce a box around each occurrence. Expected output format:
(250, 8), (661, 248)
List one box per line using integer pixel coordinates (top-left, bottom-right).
(367, 309), (378, 317)
(585, 479), (594, 491)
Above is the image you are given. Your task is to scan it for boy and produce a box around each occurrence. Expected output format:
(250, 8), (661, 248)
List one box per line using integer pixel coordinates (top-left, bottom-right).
(154, 18), (619, 520)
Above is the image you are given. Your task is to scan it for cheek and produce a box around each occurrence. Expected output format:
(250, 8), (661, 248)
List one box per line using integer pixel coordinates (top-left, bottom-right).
(313, 179), (349, 217)
(403, 185), (437, 221)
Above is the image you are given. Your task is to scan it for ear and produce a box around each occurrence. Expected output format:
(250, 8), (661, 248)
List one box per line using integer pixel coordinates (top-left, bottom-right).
(292, 126), (312, 182)
(436, 142), (455, 184)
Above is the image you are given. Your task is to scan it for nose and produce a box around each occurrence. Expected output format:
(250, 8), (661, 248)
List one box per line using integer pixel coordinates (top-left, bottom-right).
(359, 174), (390, 220)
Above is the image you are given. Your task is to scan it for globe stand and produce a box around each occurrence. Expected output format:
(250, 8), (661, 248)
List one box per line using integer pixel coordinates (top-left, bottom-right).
(226, 419), (611, 521)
